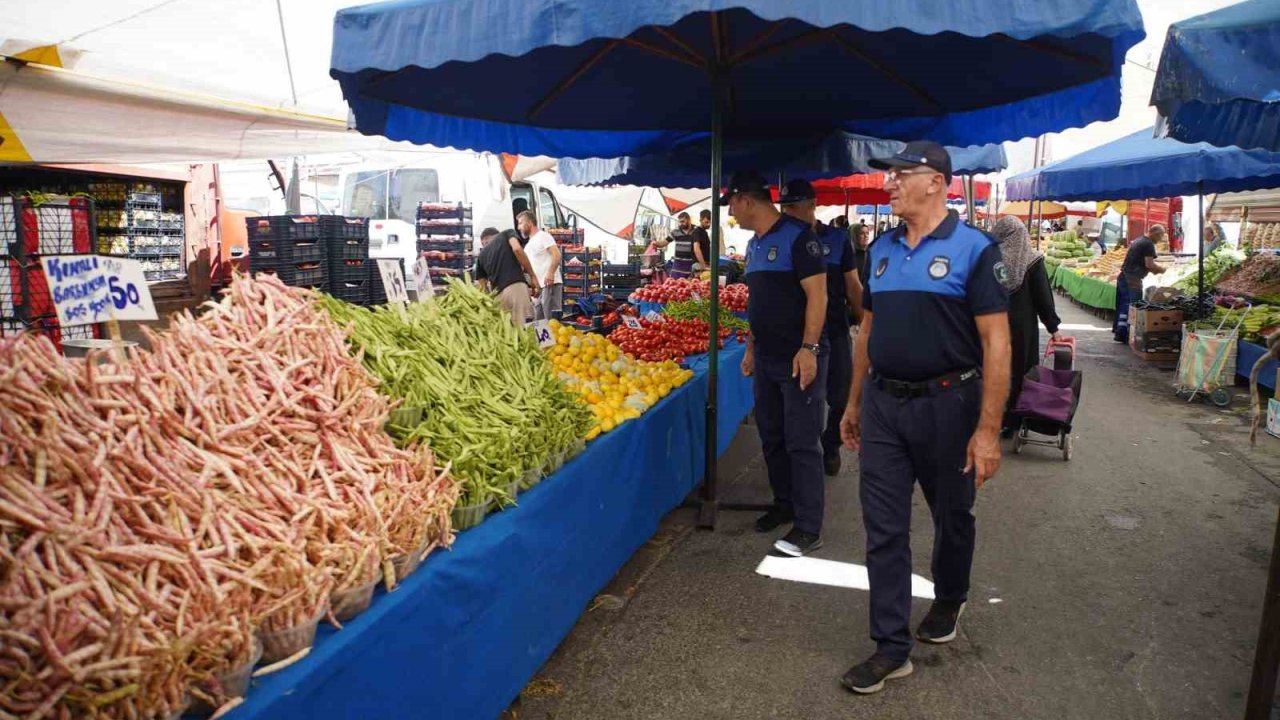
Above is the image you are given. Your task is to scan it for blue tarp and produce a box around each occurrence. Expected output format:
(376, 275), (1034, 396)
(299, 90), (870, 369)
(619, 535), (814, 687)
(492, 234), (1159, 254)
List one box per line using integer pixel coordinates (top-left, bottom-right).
(1152, 0), (1280, 152)
(557, 137), (1007, 188)
(1005, 127), (1280, 201)
(855, 205), (893, 214)
(226, 342), (752, 720)
(331, 0), (1144, 155)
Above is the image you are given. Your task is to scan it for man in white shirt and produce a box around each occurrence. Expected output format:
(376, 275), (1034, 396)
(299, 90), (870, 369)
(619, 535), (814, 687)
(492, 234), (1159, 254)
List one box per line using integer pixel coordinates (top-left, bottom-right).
(518, 210), (563, 320)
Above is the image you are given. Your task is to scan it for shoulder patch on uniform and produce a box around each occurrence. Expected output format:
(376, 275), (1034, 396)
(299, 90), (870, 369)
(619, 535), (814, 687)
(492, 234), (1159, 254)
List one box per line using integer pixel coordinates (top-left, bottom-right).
(806, 239), (822, 258)
(928, 256), (951, 280)
(822, 244), (832, 257)
(767, 246), (778, 262)
(875, 257), (889, 278)
(994, 260), (1009, 284)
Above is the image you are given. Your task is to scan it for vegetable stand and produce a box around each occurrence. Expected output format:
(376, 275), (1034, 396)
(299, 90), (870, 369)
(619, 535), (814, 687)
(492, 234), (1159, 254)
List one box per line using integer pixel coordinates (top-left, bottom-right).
(229, 342), (753, 720)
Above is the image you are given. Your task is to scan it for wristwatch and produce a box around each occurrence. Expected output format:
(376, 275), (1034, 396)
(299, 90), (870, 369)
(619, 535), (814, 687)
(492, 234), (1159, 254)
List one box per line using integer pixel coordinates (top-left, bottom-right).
(802, 342), (822, 356)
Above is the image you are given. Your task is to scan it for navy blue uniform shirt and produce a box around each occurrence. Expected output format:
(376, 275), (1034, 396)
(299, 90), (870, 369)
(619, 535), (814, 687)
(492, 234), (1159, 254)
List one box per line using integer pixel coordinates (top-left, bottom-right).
(745, 215), (828, 360)
(863, 210), (1008, 382)
(816, 221), (856, 321)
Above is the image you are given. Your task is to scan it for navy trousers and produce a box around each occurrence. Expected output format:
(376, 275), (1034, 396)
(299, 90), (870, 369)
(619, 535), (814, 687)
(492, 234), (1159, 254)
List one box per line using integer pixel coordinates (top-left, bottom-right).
(822, 314), (853, 458)
(859, 379), (981, 662)
(753, 352), (829, 535)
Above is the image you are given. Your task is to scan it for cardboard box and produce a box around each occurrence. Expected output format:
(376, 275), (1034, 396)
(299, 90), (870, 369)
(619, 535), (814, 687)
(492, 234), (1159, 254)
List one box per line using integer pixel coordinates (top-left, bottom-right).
(1132, 330), (1181, 355)
(1268, 398), (1280, 439)
(1130, 306), (1184, 334)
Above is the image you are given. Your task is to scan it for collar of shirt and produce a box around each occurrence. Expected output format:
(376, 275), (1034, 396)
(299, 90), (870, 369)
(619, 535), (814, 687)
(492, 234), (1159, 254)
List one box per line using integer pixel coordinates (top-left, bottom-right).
(890, 209), (961, 248)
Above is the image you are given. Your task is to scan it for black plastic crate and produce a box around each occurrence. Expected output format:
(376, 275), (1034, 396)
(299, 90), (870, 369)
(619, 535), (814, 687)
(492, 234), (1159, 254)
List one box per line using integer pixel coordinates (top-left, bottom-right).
(417, 221), (473, 238)
(330, 258), (372, 283)
(417, 202), (472, 221)
(418, 239), (472, 254)
(368, 263), (387, 304)
(328, 237), (369, 261)
(330, 277), (370, 305)
(252, 260), (327, 288)
(245, 215), (320, 241)
(249, 238), (326, 265)
(318, 216), (369, 240)
(420, 254), (475, 271)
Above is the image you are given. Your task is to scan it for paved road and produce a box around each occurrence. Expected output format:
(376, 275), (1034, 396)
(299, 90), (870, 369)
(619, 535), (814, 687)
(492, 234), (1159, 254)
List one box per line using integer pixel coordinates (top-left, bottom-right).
(508, 298), (1280, 720)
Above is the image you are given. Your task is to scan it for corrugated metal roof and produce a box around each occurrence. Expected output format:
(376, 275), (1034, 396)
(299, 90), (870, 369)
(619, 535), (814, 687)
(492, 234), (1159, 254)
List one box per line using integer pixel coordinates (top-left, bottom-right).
(1210, 188), (1280, 222)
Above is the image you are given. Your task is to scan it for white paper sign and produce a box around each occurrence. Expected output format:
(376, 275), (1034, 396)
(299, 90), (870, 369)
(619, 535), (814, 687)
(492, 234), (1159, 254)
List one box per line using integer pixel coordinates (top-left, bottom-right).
(528, 319), (555, 348)
(44, 254), (157, 327)
(718, 275), (727, 286)
(644, 310), (664, 323)
(689, 291), (702, 302)
(622, 315), (643, 330)
(377, 259), (409, 304)
(411, 255), (434, 301)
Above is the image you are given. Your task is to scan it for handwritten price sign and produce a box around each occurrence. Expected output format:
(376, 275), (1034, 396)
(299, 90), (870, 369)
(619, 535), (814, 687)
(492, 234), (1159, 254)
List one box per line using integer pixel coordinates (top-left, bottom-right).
(44, 254), (157, 327)
(377, 259), (409, 305)
(527, 319), (555, 348)
(622, 315), (643, 330)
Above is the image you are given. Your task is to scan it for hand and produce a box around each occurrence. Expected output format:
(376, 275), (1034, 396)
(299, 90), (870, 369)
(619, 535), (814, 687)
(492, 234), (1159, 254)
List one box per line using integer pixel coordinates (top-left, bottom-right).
(792, 349), (817, 390)
(1051, 331), (1064, 343)
(740, 350), (754, 377)
(544, 274), (555, 288)
(531, 282), (542, 299)
(840, 403), (861, 450)
(964, 428), (1002, 489)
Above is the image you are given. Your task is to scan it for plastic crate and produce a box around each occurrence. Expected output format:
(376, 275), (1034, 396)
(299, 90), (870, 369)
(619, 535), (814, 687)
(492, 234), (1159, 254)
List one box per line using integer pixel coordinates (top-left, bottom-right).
(330, 258), (372, 283)
(417, 202), (473, 221)
(245, 215), (321, 241)
(1, 259), (55, 320)
(369, 264), (387, 304)
(422, 254), (476, 271)
(417, 221), (473, 238)
(329, 277), (370, 306)
(249, 238), (326, 265)
(1, 196), (96, 257)
(328, 237), (370, 261)
(318, 216), (369, 239)
(127, 191), (162, 206)
(252, 260), (327, 289)
(418, 239), (473, 254)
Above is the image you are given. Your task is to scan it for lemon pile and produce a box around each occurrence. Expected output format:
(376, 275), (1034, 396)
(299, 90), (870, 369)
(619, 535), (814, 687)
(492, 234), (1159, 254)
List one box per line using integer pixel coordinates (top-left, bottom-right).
(546, 320), (694, 440)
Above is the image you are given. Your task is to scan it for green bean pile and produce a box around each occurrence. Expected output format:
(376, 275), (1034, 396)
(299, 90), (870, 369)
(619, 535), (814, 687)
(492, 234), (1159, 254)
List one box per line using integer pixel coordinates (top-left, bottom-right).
(317, 280), (593, 506)
(661, 299), (751, 332)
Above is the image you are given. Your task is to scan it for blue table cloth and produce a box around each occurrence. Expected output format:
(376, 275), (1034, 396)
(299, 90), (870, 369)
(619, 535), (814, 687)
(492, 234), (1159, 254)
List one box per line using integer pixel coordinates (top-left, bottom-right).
(1237, 339), (1277, 391)
(229, 343), (751, 720)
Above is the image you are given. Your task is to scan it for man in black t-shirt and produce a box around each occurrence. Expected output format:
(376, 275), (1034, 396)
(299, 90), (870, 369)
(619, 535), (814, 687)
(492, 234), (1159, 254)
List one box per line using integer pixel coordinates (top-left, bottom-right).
(476, 228), (540, 326)
(1113, 225), (1167, 342)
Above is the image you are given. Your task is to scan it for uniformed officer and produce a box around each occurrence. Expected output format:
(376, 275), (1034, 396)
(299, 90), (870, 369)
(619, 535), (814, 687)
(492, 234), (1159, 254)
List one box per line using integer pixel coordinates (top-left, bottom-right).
(837, 142), (1011, 694)
(728, 171), (830, 558)
(779, 179), (863, 477)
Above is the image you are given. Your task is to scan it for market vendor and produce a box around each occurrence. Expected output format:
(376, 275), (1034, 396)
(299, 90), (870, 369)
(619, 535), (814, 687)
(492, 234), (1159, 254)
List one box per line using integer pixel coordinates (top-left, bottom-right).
(698, 209), (714, 266)
(1113, 225), (1168, 343)
(476, 227), (540, 327)
(664, 212), (708, 278)
(729, 171), (829, 559)
(779, 178), (863, 477)
(518, 211), (562, 321)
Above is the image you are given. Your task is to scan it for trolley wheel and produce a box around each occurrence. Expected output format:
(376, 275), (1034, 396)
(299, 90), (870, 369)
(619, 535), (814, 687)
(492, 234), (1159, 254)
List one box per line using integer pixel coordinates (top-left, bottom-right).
(1012, 428), (1024, 455)
(1210, 388), (1232, 407)
(1062, 433), (1072, 461)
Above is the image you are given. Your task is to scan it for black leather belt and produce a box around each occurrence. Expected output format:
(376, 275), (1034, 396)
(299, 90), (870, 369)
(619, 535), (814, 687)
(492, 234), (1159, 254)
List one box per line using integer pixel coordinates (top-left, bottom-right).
(871, 368), (980, 399)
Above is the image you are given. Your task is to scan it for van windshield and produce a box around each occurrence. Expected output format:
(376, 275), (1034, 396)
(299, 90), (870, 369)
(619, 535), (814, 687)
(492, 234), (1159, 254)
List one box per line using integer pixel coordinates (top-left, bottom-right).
(343, 169), (440, 225)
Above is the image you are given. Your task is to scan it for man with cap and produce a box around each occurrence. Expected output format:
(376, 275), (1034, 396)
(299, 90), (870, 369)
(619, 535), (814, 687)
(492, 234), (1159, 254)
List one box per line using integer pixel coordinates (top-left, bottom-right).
(729, 171), (830, 558)
(779, 178), (863, 477)
(838, 141), (1011, 694)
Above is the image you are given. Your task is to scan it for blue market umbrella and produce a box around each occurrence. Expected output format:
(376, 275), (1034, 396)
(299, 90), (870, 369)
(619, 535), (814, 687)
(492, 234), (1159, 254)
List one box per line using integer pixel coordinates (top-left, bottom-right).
(331, 0), (1143, 525)
(558, 134), (1007, 187)
(1005, 126), (1280, 296)
(1152, 0), (1280, 152)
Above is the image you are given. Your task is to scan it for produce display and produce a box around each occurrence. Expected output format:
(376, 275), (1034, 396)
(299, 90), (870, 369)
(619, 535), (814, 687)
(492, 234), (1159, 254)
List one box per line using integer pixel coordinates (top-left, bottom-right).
(546, 321), (693, 439)
(1172, 247), (1246, 293)
(662, 298), (750, 337)
(610, 317), (733, 363)
(630, 278), (749, 311)
(1213, 252), (1280, 301)
(0, 275), (456, 720)
(318, 281), (593, 508)
(1205, 303), (1280, 342)
(1046, 231), (1091, 261)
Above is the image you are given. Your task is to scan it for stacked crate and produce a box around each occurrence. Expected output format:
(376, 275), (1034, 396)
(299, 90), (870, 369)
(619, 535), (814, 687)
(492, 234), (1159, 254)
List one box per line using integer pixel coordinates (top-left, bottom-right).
(245, 216), (329, 291)
(0, 195), (99, 349)
(549, 226), (586, 248)
(322, 217), (371, 305)
(561, 247), (603, 315)
(601, 261), (642, 301)
(417, 202), (474, 296)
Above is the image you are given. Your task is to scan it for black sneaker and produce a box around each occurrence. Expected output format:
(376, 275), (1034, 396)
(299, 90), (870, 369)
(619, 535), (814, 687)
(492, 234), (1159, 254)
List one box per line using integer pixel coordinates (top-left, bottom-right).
(841, 654), (914, 695)
(823, 452), (841, 477)
(771, 528), (823, 557)
(916, 600), (966, 644)
(754, 506), (794, 533)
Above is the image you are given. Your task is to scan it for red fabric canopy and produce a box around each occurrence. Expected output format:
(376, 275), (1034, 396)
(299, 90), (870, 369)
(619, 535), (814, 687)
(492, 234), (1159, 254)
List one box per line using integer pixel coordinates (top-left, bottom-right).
(769, 176), (989, 207)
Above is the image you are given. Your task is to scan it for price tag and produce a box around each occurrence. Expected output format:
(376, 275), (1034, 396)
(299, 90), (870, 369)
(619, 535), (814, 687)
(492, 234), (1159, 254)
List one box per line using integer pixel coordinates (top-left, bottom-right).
(622, 315), (643, 330)
(377, 259), (409, 305)
(718, 275), (727, 286)
(411, 255), (434, 301)
(689, 292), (701, 302)
(44, 254), (157, 327)
(528, 319), (555, 348)
(644, 310), (664, 323)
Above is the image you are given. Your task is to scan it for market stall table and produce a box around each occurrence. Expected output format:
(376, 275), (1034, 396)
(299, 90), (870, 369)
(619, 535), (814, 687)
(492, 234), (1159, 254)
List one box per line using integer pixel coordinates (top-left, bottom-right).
(1236, 339), (1278, 391)
(228, 342), (752, 720)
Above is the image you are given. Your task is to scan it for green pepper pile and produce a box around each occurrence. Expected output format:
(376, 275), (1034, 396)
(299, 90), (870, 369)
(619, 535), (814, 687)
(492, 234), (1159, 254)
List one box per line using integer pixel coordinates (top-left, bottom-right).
(661, 299), (750, 332)
(317, 280), (593, 506)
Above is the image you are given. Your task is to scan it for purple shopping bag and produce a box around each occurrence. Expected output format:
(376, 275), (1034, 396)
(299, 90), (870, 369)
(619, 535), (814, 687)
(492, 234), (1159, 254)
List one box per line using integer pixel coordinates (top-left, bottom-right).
(1013, 366), (1075, 423)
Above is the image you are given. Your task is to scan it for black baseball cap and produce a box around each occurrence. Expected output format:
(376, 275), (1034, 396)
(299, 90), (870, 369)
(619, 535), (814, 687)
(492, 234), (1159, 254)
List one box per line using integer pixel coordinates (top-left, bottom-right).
(719, 171), (771, 204)
(779, 178), (817, 205)
(870, 140), (953, 184)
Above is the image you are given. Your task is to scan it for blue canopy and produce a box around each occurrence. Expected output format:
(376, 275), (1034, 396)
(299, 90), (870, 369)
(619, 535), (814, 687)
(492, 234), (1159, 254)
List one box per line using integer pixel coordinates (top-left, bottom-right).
(331, 0), (1145, 157)
(1004, 127), (1280, 202)
(1152, 0), (1280, 152)
(855, 205), (893, 214)
(557, 134), (1006, 187)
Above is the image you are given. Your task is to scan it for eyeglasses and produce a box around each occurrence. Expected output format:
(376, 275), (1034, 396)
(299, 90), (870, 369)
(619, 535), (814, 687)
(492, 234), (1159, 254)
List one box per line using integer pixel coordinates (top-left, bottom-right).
(884, 168), (940, 183)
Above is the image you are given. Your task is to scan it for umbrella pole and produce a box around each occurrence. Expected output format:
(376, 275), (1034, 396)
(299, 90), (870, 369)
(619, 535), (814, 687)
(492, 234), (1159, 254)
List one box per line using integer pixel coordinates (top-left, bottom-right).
(1246, 503), (1280, 720)
(1197, 183), (1205, 299)
(698, 73), (725, 529)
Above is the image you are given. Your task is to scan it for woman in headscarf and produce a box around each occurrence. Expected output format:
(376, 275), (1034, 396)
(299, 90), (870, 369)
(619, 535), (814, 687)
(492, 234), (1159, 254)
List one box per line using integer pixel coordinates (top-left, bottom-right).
(993, 216), (1064, 435)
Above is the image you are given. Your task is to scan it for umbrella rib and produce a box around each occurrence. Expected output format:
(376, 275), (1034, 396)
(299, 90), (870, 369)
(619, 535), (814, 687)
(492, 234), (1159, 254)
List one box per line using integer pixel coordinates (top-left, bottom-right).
(651, 27), (709, 67)
(824, 29), (943, 112)
(621, 37), (705, 68)
(727, 20), (789, 65)
(527, 40), (620, 120)
(730, 27), (828, 66)
(993, 34), (1105, 70)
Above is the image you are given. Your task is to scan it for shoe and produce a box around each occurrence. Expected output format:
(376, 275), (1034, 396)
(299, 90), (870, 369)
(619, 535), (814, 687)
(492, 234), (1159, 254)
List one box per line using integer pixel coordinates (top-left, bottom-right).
(755, 506), (794, 533)
(841, 654), (914, 695)
(771, 529), (823, 557)
(823, 452), (841, 477)
(916, 600), (966, 644)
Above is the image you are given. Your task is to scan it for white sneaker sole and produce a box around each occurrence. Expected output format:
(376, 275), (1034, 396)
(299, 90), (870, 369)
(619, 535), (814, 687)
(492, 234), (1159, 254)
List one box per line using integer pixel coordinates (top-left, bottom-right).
(771, 538), (823, 557)
(846, 659), (914, 695)
(917, 602), (966, 644)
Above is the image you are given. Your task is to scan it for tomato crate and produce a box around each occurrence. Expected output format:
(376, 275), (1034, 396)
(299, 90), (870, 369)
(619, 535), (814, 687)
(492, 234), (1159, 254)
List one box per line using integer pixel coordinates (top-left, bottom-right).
(1, 195), (96, 258)
(252, 261), (328, 290)
(330, 277), (370, 306)
(330, 258), (372, 283)
(423, 254), (476, 271)
(249, 237), (325, 265)
(328, 237), (370, 261)
(417, 202), (472, 222)
(418, 239), (472, 254)
(417, 220), (473, 237)
(318, 216), (369, 240)
(245, 215), (322, 241)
